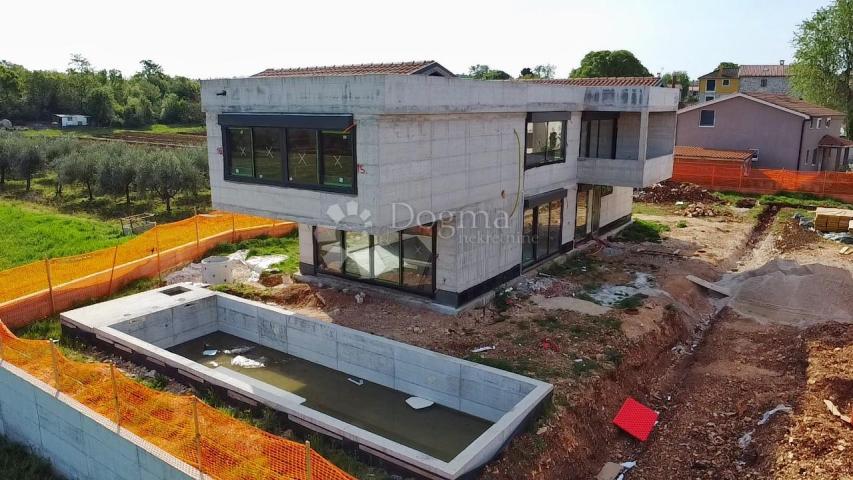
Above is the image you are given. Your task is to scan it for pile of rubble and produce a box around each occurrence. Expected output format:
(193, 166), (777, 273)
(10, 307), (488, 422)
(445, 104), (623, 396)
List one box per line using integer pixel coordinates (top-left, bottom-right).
(637, 181), (722, 204)
(679, 202), (721, 217)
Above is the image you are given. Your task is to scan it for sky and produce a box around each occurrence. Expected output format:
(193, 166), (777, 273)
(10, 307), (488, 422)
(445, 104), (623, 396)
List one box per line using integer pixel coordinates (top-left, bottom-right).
(2, 0), (834, 80)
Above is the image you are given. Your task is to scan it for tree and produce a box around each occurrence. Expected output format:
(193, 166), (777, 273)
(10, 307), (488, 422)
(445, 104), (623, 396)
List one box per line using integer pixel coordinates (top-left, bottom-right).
(137, 150), (196, 213)
(661, 71), (692, 101)
(791, 0), (853, 125)
(58, 147), (99, 200)
(519, 64), (556, 80)
(83, 86), (115, 126)
(0, 132), (20, 186)
(466, 64), (511, 80)
(717, 62), (739, 69)
(98, 144), (139, 204)
(570, 50), (651, 78)
(12, 140), (43, 191)
(122, 96), (154, 127)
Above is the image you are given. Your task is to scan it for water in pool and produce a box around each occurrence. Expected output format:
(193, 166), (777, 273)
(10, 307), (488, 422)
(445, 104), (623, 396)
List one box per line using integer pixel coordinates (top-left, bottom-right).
(169, 331), (493, 462)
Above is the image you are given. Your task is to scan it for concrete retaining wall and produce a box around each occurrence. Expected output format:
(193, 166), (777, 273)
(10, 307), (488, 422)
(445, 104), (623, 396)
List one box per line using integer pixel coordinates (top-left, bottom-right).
(0, 361), (197, 480)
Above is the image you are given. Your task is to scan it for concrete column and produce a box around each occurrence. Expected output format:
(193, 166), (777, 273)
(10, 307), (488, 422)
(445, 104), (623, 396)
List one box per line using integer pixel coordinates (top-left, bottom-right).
(638, 110), (649, 162)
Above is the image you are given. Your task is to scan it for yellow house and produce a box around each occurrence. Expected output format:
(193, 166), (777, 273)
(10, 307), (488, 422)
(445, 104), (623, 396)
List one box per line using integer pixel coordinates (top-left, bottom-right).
(697, 67), (739, 102)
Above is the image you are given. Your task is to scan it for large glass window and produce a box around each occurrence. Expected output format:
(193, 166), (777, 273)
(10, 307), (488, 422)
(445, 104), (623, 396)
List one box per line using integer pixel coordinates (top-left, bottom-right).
(287, 129), (319, 184)
(523, 198), (563, 266)
(224, 125), (355, 192)
(525, 121), (565, 168)
(252, 127), (283, 181)
(227, 128), (253, 177)
(314, 224), (436, 295)
(402, 225), (434, 293)
(580, 118), (616, 158)
(315, 227), (343, 273)
(322, 131), (355, 188)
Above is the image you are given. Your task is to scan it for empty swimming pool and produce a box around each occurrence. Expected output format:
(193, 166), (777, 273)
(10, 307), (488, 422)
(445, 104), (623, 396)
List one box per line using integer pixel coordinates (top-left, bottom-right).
(60, 284), (553, 479)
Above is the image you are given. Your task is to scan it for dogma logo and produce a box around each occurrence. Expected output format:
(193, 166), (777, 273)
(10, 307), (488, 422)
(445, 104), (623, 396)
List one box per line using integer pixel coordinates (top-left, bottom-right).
(326, 200), (373, 227)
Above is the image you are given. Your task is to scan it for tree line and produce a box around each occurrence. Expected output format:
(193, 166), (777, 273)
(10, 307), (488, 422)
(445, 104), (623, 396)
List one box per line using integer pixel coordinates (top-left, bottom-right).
(0, 133), (207, 213)
(0, 55), (203, 127)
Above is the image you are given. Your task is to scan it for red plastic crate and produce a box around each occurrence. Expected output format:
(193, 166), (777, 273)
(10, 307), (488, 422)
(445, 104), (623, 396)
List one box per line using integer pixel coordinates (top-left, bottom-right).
(613, 397), (659, 441)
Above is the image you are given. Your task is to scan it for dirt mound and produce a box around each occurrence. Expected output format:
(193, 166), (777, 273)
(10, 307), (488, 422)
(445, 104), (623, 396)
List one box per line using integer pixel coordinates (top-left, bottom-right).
(775, 220), (820, 252)
(273, 283), (325, 308)
(716, 260), (853, 327)
(679, 202), (727, 218)
(637, 181), (722, 204)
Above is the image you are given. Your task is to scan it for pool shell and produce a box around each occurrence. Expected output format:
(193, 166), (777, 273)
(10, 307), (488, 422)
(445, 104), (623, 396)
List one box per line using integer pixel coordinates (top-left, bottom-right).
(59, 284), (553, 480)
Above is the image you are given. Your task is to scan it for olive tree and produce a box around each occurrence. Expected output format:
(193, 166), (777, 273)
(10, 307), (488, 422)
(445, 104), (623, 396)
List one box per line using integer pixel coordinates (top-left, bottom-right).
(0, 132), (21, 186)
(57, 146), (100, 200)
(98, 144), (140, 204)
(137, 150), (199, 214)
(13, 139), (44, 191)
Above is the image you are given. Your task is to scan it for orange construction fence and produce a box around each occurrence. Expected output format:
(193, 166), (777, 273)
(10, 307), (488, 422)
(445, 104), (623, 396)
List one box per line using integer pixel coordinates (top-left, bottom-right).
(0, 322), (355, 480)
(0, 212), (297, 330)
(672, 157), (853, 202)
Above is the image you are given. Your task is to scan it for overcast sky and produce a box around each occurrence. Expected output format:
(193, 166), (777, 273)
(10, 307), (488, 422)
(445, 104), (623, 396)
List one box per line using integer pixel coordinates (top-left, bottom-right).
(3, 0), (832, 80)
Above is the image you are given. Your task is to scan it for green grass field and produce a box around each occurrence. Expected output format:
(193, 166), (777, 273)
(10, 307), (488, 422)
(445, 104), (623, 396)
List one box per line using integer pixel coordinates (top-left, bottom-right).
(22, 123), (205, 139)
(0, 201), (126, 269)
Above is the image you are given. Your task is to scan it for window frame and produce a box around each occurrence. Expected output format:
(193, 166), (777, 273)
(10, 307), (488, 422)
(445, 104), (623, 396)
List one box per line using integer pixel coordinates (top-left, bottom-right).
(524, 112), (570, 170)
(521, 191), (565, 268)
(221, 124), (357, 195)
(699, 109), (715, 127)
(826, 117), (832, 128)
(312, 224), (437, 297)
(722, 79), (730, 87)
(705, 79), (716, 92)
(749, 148), (759, 162)
(760, 78), (768, 88)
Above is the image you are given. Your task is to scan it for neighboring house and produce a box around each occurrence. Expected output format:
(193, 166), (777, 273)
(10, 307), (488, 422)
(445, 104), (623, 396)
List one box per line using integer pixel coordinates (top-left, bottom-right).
(200, 61), (679, 310)
(676, 92), (851, 171)
(53, 114), (90, 128)
(737, 63), (792, 95)
(697, 67), (739, 102)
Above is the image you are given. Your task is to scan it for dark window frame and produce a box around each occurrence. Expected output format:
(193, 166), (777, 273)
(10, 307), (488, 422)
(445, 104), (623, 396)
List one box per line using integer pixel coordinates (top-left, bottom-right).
(699, 109), (715, 127)
(706, 79), (716, 92)
(579, 112), (619, 159)
(312, 224), (438, 297)
(521, 194), (564, 268)
(760, 78), (768, 87)
(524, 112), (570, 170)
(221, 124), (357, 194)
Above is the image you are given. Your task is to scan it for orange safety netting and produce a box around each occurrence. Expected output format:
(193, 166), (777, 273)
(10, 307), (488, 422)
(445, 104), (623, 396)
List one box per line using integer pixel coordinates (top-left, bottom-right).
(0, 212), (297, 330)
(0, 323), (354, 480)
(672, 157), (853, 202)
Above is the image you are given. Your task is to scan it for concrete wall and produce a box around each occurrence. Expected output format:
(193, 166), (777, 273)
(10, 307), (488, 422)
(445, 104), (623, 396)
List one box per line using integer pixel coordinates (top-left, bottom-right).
(0, 361), (196, 480)
(739, 76), (790, 95)
(112, 296), (217, 349)
(599, 187), (633, 227)
(647, 112), (676, 158)
(214, 294), (540, 422)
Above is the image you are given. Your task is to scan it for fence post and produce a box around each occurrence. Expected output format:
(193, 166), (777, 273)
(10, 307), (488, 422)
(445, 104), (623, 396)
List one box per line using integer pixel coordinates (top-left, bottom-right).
(49, 343), (61, 391)
(107, 245), (119, 296)
(305, 440), (312, 480)
(109, 364), (121, 429)
(154, 227), (163, 283)
(194, 210), (202, 259)
(191, 397), (204, 479)
(231, 214), (237, 243)
(44, 258), (56, 315)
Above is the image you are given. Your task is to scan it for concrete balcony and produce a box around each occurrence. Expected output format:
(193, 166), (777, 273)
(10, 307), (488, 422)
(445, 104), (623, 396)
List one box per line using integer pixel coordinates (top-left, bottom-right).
(577, 153), (674, 188)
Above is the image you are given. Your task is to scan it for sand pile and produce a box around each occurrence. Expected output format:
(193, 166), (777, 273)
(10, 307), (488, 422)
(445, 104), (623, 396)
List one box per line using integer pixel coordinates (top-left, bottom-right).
(715, 259), (853, 328)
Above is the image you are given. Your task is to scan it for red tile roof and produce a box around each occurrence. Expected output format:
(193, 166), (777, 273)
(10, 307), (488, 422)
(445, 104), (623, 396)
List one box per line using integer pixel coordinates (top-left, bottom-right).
(675, 146), (753, 161)
(252, 61), (452, 78)
(746, 92), (844, 117)
(738, 64), (792, 77)
(528, 77), (662, 87)
(818, 135), (853, 147)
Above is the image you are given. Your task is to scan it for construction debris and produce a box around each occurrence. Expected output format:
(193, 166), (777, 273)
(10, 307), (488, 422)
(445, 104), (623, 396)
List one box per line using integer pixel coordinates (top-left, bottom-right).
(679, 202), (721, 217)
(824, 399), (852, 425)
(757, 404), (792, 425)
(637, 181), (722, 204)
(613, 397), (659, 441)
(686, 275), (731, 296)
(814, 207), (853, 233)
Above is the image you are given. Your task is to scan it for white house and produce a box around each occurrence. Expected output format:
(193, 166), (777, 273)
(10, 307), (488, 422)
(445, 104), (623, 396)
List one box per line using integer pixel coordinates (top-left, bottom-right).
(200, 61), (679, 310)
(54, 114), (90, 128)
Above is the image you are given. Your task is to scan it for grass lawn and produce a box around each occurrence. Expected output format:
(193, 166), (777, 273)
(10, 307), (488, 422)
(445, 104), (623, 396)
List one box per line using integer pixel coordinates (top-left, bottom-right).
(714, 190), (853, 209)
(614, 219), (670, 243)
(0, 435), (59, 480)
(0, 200), (127, 269)
(22, 123), (205, 139)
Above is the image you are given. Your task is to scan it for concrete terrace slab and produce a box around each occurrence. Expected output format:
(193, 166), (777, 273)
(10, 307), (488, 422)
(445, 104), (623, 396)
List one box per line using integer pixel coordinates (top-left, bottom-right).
(60, 283), (553, 480)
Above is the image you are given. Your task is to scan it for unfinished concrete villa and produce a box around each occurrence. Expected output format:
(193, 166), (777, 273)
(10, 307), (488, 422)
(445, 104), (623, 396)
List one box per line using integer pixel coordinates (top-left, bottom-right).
(200, 61), (679, 310)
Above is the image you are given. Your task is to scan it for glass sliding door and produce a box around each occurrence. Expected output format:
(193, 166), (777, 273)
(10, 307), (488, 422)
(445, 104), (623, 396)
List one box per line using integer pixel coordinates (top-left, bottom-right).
(343, 231), (371, 278)
(523, 198), (563, 267)
(374, 232), (401, 285)
(575, 190), (589, 240)
(315, 227), (343, 273)
(401, 225), (434, 293)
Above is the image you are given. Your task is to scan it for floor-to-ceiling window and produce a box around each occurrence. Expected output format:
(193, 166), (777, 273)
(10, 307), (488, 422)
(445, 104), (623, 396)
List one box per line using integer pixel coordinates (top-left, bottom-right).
(579, 112), (618, 159)
(314, 224), (436, 295)
(522, 192), (564, 267)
